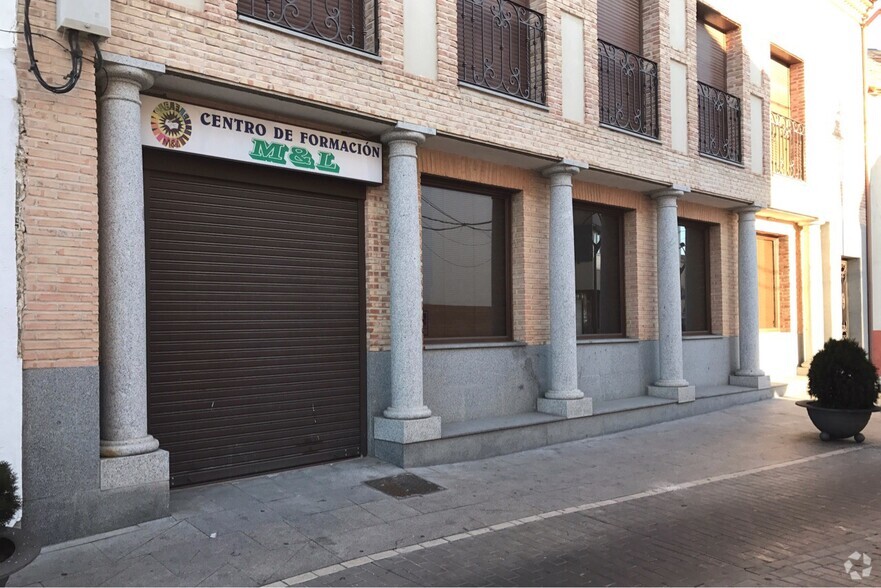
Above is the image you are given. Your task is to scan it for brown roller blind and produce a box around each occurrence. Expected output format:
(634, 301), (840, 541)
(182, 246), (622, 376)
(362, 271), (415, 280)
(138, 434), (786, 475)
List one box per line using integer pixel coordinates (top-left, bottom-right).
(697, 22), (727, 90)
(770, 58), (791, 117)
(597, 0), (641, 55)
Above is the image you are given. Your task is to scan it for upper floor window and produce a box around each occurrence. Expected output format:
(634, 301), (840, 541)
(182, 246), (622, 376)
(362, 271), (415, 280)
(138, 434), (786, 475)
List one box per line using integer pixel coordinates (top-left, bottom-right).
(696, 6), (741, 164)
(596, 0), (659, 140)
(597, 0), (641, 55)
(770, 46), (805, 179)
(574, 203), (624, 337)
(697, 21), (726, 91)
(770, 57), (792, 118)
(237, 0), (378, 54)
(421, 181), (510, 341)
(457, 0), (547, 105)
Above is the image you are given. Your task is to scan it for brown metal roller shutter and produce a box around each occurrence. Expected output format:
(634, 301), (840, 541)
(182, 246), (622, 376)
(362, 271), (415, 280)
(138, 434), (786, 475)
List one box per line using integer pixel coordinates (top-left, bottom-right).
(597, 0), (641, 54)
(697, 22), (727, 90)
(144, 150), (366, 487)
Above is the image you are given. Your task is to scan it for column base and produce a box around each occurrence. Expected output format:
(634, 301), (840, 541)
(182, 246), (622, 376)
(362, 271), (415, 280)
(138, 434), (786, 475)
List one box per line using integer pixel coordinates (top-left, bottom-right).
(383, 405), (433, 420)
(374, 416), (442, 444)
(538, 396), (593, 418)
(544, 388), (585, 400)
(100, 434), (160, 458)
(729, 374), (771, 389)
(648, 384), (695, 403)
(100, 450), (169, 490)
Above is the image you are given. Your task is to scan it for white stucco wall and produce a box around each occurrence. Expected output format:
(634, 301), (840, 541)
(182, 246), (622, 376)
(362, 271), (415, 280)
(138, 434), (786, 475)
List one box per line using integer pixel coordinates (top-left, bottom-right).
(756, 0), (868, 362)
(0, 0), (22, 523)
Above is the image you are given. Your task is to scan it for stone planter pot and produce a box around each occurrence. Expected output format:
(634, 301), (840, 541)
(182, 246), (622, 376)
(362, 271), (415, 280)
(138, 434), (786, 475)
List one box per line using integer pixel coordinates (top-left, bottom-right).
(796, 400), (881, 443)
(0, 527), (40, 587)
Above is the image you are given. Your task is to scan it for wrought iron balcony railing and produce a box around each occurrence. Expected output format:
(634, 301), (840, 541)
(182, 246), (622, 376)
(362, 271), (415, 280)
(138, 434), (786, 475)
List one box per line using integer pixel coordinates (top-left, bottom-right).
(597, 40), (659, 140)
(237, 0), (378, 54)
(771, 112), (805, 180)
(697, 81), (742, 164)
(457, 0), (546, 105)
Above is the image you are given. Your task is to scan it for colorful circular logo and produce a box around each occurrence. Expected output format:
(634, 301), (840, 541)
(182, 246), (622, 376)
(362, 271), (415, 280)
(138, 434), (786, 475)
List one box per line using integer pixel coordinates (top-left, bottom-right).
(150, 101), (192, 149)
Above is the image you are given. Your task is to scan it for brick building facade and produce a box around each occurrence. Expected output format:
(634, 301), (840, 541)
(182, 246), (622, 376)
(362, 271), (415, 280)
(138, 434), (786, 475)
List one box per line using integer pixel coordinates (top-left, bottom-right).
(1, 0), (873, 544)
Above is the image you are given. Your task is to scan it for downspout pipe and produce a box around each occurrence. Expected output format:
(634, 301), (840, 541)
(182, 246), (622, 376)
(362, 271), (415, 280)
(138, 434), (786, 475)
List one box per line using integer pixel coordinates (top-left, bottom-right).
(862, 7), (878, 363)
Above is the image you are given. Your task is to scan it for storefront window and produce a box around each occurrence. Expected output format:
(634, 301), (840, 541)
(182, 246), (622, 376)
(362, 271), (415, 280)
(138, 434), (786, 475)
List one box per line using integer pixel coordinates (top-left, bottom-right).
(421, 183), (509, 340)
(679, 220), (710, 333)
(574, 203), (624, 336)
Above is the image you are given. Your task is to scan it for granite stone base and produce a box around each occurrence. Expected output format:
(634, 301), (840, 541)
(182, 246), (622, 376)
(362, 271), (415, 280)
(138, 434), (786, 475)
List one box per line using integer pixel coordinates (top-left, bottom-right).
(537, 397), (593, 418)
(729, 374), (772, 389)
(375, 385), (779, 468)
(647, 384), (696, 403)
(100, 451), (169, 490)
(22, 366), (169, 545)
(374, 416), (442, 443)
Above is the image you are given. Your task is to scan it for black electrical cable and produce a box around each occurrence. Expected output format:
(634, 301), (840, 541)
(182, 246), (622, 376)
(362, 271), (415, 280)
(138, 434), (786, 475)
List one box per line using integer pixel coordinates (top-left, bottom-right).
(23, 0), (84, 94)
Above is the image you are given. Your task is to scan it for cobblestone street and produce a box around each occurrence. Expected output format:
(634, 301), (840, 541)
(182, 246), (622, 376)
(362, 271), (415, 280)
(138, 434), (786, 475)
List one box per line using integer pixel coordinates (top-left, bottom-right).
(305, 445), (881, 587)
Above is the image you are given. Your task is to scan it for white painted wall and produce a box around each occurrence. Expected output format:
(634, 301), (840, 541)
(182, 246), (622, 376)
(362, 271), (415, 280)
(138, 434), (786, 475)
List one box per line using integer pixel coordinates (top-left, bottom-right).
(750, 95), (763, 175)
(403, 0), (437, 79)
(561, 12), (584, 123)
(668, 0), (686, 51)
(0, 0), (22, 523)
(670, 60), (687, 154)
(721, 0), (870, 365)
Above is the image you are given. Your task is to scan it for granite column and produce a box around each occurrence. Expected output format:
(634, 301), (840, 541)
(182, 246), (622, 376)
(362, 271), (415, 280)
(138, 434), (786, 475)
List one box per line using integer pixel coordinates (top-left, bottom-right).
(538, 162), (592, 418)
(730, 207), (770, 388)
(97, 54), (168, 494)
(98, 59), (163, 459)
(648, 187), (695, 403)
(374, 123), (441, 444)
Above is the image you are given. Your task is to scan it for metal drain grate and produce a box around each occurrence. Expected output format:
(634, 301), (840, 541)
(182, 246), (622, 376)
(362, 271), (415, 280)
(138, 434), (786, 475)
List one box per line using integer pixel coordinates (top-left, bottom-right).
(364, 473), (446, 498)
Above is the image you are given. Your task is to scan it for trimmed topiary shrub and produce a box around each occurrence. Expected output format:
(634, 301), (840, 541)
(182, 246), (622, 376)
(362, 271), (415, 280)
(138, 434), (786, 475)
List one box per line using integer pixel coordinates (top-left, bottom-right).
(0, 462), (21, 527)
(808, 338), (880, 410)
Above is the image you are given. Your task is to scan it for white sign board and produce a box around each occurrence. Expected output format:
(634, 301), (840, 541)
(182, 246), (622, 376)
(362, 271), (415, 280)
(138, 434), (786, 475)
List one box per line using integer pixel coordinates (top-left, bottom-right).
(140, 96), (383, 183)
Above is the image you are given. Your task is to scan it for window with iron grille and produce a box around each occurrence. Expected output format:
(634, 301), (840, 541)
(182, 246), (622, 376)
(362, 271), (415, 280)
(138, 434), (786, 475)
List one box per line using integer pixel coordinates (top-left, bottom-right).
(595, 0), (658, 139)
(696, 10), (741, 164)
(770, 49), (806, 179)
(457, 0), (547, 105)
(237, 0), (378, 54)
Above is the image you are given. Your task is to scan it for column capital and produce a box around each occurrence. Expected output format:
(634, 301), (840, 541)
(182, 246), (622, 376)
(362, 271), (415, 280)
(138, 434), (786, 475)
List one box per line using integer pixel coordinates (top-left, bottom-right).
(650, 184), (690, 202)
(98, 53), (165, 97)
(735, 205), (762, 218)
(542, 159), (588, 180)
(381, 122), (436, 146)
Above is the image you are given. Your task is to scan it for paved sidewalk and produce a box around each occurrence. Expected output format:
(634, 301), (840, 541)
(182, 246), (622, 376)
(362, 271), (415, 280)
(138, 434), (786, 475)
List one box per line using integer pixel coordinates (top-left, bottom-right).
(305, 446), (881, 587)
(11, 393), (879, 587)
